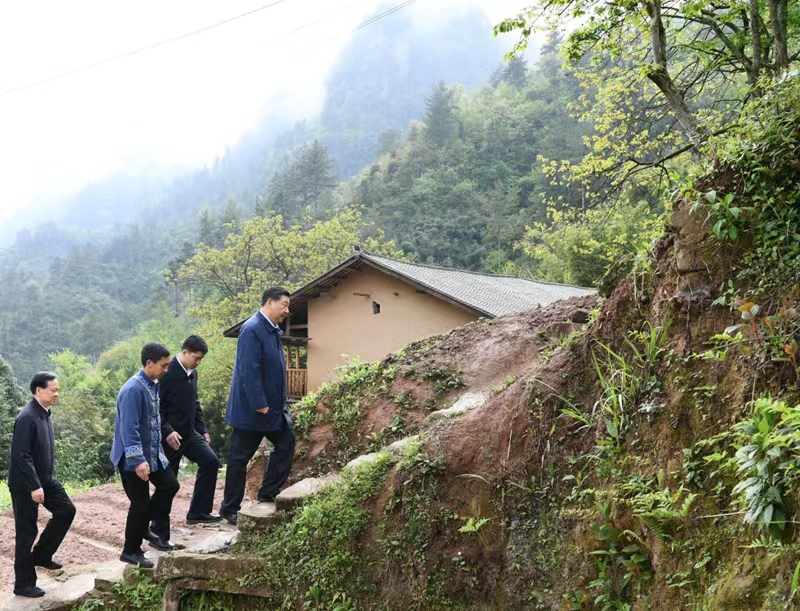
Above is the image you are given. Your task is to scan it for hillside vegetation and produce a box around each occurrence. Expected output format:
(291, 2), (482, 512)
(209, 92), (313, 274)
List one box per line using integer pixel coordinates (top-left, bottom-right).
(218, 75), (800, 609)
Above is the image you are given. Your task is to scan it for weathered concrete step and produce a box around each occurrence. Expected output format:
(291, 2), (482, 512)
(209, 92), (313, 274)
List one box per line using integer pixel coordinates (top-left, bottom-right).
(344, 452), (382, 470)
(0, 574), (94, 610)
(156, 551), (267, 581)
(238, 502), (284, 534)
(275, 474), (341, 512)
(424, 392), (487, 424)
(184, 529), (239, 554)
(158, 552), (272, 610)
(387, 435), (419, 455)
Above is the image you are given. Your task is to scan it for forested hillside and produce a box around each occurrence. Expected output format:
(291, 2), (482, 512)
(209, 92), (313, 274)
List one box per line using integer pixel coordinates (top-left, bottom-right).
(0, 4), (504, 382)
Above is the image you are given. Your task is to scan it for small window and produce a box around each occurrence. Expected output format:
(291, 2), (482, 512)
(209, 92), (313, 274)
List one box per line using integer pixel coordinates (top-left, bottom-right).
(372, 301), (381, 315)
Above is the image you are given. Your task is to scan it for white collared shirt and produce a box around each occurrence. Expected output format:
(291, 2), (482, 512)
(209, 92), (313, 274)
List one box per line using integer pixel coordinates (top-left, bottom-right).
(176, 356), (194, 378)
(35, 398), (50, 412)
(259, 310), (279, 329)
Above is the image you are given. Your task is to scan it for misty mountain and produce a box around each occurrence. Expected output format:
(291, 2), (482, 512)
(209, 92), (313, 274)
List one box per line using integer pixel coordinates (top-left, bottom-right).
(319, 4), (504, 177)
(0, 2), (511, 380)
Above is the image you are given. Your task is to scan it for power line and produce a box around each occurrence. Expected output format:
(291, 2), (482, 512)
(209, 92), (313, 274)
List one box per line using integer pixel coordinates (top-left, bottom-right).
(0, 0), (293, 97)
(0, 0), (420, 98)
(0, 0), (423, 280)
(354, 0), (416, 30)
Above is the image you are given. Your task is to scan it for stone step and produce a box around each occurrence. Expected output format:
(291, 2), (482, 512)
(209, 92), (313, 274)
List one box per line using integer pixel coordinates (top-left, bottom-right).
(344, 452), (382, 470)
(386, 435), (420, 455)
(238, 502), (284, 534)
(275, 474), (341, 512)
(424, 392), (487, 424)
(156, 551), (267, 586)
(184, 530), (239, 554)
(0, 571), (97, 611)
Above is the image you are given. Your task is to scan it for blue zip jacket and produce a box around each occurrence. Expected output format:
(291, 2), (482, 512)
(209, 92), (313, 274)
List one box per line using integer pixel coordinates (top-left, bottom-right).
(110, 370), (170, 471)
(225, 311), (289, 432)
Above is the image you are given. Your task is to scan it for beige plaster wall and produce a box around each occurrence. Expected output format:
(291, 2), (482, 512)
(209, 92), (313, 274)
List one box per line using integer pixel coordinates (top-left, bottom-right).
(307, 267), (478, 390)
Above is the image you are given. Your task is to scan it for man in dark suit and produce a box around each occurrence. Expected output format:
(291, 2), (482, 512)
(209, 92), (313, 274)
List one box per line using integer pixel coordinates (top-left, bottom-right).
(219, 286), (295, 525)
(149, 335), (222, 539)
(8, 372), (76, 598)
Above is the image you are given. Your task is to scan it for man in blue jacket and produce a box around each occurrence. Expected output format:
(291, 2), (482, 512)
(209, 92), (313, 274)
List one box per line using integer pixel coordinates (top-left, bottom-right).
(110, 342), (180, 568)
(219, 286), (295, 525)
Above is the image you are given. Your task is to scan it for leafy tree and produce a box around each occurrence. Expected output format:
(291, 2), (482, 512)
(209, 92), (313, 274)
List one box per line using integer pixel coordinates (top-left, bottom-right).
(175, 208), (402, 456)
(262, 140), (338, 218)
(424, 82), (461, 148)
(49, 350), (116, 482)
(517, 199), (664, 286)
(178, 208), (402, 327)
(495, 1), (800, 205)
(0, 354), (26, 476)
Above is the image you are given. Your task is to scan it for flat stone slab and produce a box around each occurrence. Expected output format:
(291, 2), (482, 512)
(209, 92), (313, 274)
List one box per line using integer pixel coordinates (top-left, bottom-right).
(91, 561), (126, 591)
(0, 572), (95, 610)
(238, 502), (283, 533)
(185, 529), (240, 554)
(276, 474), (341, 512)
(344, 452), (382, 471)
(156, 552), (267, 582)
(425, 392), (487, 424)
(386, 435), (419, 455)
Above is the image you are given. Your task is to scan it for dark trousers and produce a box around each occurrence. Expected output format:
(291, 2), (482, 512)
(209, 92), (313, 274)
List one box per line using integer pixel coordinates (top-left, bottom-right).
(11, 481), (76, 589)
(151, 432), (221, 534)
(118, 461), (179, 553)
(220, 418), (295, 515)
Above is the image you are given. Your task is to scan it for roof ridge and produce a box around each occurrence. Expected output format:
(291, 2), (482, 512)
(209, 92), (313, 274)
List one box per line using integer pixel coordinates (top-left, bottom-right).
(361, 252), (592, 290)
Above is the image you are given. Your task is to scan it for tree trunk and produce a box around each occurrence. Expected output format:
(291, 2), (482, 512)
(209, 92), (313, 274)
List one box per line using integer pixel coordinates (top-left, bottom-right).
(749, 0), (763, 80)
(644, 0), (703, 141)
(768, 0), (790, 70)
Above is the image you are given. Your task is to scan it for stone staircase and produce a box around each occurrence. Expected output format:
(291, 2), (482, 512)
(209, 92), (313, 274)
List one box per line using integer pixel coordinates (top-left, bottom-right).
(4, 391), (488, 610)
(0, 523), (236, 611)
(157, 390), (487, 609)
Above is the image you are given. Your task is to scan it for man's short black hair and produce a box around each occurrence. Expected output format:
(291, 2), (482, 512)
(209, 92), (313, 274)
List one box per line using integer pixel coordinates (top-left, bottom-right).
(30, 372), (57, 395)
(141, 342), (170, 367)
(181, 335), (209, 354)
(261, 286), (290, 306)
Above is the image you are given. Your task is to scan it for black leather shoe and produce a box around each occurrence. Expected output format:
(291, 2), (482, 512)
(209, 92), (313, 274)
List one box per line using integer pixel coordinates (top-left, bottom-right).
(144, 530), (175, 551)
(186, 512), (224, 524)
(14, 585), (45, 598)
(220, 511), (238, 526)
(34, 558), (63, 570)
(257, 495), (275, 503)
(119, 551), (154, 569)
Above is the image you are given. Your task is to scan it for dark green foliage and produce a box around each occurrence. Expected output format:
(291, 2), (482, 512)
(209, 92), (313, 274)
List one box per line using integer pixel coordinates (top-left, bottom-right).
(349, 45), (590, 271)
(261, 140), (338, 218)
(699, 76), (800, 297)
(0, 354), (26, 476)
(243, 455), (391, 608)
(424, 82), (461, 148)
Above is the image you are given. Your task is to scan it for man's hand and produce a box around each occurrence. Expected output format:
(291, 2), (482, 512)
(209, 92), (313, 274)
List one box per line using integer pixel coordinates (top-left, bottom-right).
(166, 431), (182, 451)
(31, 488), (44, 504)
(203, 433), (211, 443)
(256, 407), (269, 415)
(135, 462), (150, 481)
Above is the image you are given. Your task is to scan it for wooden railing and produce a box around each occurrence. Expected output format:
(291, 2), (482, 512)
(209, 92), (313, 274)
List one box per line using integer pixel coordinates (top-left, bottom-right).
(287, 368), (308, 400)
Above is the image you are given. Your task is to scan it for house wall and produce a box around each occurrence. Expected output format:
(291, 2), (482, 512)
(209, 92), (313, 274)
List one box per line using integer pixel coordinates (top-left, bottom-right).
(306, 267), (479, 390)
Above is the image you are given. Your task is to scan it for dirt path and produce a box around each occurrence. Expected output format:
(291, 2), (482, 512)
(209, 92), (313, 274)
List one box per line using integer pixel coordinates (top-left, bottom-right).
(0, 474), (226, 595)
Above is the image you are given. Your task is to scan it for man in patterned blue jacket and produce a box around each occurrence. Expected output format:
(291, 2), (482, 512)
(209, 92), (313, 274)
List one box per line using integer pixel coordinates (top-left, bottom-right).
(110, 342), (180, 568)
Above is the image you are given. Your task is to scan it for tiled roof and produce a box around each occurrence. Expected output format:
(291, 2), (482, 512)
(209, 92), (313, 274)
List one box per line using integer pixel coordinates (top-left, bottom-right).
(223, 253), (594, 337)
(362, 254), (593, 317)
